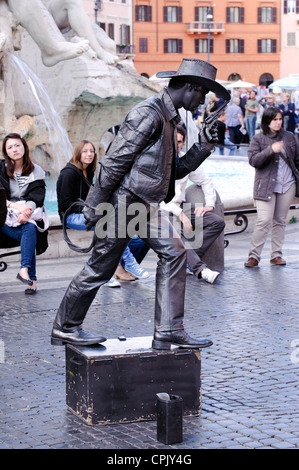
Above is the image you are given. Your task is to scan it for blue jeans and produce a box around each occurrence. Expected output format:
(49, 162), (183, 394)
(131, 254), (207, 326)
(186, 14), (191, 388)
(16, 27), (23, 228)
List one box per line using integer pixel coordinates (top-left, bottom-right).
(1, 222), (37, 279)
(66, 213), (87, 231)
(219, 139), (236, 156)
(246, 116), (257, 141)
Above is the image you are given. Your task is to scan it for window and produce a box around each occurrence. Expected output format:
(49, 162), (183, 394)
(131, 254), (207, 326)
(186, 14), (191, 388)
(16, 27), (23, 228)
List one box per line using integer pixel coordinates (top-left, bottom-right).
(226, 39), (244, 53)
(258, 7), (277, 23)
(108, 23), (114, 40)
(163, 6), (182, 23)
(283, 0), (299, 14)
(287, 32), (296, 46)
(259, 73), (274, 87)
(135, 5), (152, 22)
(226, 7), (244, 23)
(164, 39), (183, 53)
(120, 24), (130, 45)
(139, 38), (148, 53)
(195, 6), (213, 22)
(195, 38), (214, 54)
(257, 39), (277, 53)
(228, 73), (241, 81)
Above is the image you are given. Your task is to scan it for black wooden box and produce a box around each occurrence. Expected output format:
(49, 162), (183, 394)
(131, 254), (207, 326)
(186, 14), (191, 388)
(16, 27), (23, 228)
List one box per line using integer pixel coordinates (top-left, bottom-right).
(65, 336), (201, 425)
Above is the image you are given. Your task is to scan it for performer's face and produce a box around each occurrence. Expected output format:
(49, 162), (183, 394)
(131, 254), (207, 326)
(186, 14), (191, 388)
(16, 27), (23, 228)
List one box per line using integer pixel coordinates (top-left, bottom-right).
(182, 84), (208, 113)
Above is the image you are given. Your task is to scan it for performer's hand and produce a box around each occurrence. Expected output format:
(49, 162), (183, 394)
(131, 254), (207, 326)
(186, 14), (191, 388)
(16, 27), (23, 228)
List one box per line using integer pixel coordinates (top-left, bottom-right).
(83, 206), (98, 231)
(199, 121), (219, 145)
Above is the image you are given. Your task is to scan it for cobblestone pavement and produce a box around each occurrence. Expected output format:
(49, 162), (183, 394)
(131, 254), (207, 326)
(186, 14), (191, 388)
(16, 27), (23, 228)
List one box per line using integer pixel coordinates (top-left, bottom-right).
(1, 220), (299, 451)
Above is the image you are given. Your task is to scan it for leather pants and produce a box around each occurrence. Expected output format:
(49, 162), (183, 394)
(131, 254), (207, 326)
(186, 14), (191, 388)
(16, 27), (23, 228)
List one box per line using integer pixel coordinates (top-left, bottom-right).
(53, 186), (187, 334)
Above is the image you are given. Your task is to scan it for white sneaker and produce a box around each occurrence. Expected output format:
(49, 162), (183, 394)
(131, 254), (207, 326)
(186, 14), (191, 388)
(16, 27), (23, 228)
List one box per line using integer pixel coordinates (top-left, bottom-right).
(186, 265), (193, 275)
(201, 268), (220, 284)
(104, 278), (121, 288)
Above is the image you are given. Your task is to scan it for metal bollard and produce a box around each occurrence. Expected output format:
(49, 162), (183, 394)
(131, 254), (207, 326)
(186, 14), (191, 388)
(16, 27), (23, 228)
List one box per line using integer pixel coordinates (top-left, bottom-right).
(156, 393), (183, 444)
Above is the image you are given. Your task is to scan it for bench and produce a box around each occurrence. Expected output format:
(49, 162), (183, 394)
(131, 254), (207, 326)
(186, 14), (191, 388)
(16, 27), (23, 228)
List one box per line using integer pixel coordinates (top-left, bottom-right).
(0, 233), (21, 272)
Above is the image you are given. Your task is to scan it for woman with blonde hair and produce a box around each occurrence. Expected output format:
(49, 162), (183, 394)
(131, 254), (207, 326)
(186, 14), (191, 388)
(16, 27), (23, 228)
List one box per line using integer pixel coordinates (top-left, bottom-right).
(57, 139), (97, 230)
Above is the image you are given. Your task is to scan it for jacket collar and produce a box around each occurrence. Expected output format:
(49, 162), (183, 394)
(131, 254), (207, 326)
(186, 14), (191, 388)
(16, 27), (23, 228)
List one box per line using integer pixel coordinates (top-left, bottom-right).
(266, 128), (284, 140)
(158, 88), (181, 124)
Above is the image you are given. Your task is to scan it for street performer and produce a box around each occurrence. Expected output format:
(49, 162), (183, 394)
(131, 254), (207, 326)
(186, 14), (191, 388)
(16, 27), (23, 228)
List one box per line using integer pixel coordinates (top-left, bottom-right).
(51, 58), (230, 349)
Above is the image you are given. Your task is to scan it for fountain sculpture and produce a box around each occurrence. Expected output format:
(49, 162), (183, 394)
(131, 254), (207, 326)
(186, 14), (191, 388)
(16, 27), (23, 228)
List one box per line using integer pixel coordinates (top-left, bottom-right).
(0, 0), (160, 173)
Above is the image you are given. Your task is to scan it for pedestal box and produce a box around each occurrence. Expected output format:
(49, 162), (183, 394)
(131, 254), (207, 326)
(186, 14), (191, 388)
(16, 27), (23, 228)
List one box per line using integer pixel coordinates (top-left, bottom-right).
(65, 336), (201, 425)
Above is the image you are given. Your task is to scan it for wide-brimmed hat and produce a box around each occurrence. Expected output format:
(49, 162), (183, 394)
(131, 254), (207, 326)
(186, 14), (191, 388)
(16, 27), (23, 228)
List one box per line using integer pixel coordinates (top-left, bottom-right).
(156, 58), (230, 101)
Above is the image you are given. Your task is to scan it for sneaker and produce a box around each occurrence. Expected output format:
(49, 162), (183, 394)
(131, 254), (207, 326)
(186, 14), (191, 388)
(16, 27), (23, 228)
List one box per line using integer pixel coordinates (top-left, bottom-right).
(186, 265), (193, 275)
(122, 260), (149, 279)
(201, 268), (220, 284)
(104, 278), (121, 288)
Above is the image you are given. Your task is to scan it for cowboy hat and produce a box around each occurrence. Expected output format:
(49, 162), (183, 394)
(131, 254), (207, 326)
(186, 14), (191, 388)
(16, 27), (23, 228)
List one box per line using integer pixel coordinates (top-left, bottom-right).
(156, 58), (230, 101)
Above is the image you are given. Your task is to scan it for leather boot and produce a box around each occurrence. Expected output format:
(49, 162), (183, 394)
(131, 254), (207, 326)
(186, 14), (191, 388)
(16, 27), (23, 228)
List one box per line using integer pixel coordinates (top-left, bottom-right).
(152, 330), (213, 350)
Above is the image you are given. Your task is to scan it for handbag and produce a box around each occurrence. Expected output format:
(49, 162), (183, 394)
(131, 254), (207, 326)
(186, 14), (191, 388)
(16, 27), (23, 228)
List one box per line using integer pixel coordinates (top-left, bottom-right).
(5, 204), (49, 232)
(28, 205), (49, 232)
(279, 152), (299, 197)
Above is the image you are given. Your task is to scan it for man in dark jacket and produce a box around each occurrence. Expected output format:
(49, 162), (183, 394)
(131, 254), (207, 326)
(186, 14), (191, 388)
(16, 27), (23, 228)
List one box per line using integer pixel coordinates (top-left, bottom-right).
(51, 58), (230, 349)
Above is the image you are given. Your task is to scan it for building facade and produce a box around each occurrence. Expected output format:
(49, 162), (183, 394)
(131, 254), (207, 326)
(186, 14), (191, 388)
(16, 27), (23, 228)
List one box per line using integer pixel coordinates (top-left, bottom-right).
(280, 0), (299, 77)
(83, 0), (134, 56)
(132, 0), (281, 86)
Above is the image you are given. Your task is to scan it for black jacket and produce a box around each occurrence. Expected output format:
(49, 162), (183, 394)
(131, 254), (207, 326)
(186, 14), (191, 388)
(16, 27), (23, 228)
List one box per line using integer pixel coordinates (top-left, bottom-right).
(84, 88), (212, 223)
(0, 181), (7, 228)
(56, 162), (93, 220)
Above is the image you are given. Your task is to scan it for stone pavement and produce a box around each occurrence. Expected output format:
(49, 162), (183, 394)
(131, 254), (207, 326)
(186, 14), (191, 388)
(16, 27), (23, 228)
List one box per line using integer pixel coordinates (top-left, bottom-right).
(1, 215), (299, 451)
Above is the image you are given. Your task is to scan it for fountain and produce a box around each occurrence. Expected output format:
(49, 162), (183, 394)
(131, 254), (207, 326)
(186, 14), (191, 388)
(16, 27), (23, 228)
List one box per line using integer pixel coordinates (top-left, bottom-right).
(0, 0), (160, 174)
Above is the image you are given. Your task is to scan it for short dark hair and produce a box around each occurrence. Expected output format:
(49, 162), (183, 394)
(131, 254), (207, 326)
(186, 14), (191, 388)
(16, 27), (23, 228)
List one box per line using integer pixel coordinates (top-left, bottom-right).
(261, 106), (282, 135)
(176, 124), (186, 142)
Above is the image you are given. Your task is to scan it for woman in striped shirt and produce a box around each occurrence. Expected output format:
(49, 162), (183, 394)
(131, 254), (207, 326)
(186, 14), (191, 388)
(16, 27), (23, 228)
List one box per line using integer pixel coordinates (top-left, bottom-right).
(0, 133), (46, 294)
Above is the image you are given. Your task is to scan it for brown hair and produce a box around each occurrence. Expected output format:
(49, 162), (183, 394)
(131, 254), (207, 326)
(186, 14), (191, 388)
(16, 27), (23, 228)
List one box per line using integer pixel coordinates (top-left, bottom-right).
(2, 133), (34, 179)
(69, 140), (97, 174)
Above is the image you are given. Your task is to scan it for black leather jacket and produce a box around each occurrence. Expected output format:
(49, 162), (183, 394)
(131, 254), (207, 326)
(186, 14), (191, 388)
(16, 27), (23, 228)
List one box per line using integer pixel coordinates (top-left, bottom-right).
(84, 88), (212, 220)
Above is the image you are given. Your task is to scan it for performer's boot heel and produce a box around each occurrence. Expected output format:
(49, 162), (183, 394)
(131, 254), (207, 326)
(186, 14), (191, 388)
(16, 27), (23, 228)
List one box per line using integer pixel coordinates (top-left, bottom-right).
(152, 339), (171, 350)
(51, 337), (64, 346)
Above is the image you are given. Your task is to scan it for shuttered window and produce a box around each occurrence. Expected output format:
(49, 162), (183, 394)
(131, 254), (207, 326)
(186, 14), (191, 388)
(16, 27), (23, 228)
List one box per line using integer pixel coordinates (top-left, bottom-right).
(135, 6), (152, 22)
(257, 39), (277, 53)
(226, 39), (244, 53)
(163, 7), (182, 23)
(164, 39), (183, 53)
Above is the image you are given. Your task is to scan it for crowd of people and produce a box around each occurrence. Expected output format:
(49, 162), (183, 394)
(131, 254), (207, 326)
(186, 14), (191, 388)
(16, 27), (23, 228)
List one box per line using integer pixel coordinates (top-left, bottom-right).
(194, 86), (299, 156)
(0, 58), (298, 350)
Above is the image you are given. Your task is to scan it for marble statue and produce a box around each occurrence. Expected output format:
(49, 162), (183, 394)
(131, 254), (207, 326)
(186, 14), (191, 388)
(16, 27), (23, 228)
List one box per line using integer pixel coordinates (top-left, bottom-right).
(0, 0), (159, 173)
(1, 0), (118, 66)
